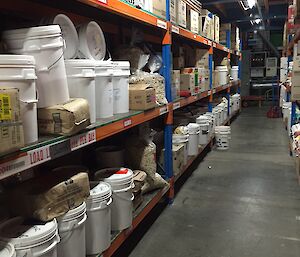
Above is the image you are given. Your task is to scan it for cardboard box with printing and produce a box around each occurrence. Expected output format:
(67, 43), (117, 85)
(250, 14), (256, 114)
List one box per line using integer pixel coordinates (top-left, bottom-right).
(0, 88), (24, 155)
(152, 0), (166, 18)
(8, 166), (90, 221)
(170, 0), (177, 24)
(186, 6), (199, 33)
(172, 70), (181, 99)
(178, 0), (187, 28)
(38, 98), (90, 136)
(129, 84), (156, 110)
(214, 15), (220, 42)
(180, 74), (196, 94)
(160, 144), (185, 176)
(195, 49), (210, 68)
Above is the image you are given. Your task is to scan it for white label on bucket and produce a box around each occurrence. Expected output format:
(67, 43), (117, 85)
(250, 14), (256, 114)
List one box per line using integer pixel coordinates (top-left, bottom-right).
(123, 119), (132, 127)
(70, 130), (96, 151)
(172, 25), (179, 34)
(157, 20), (167, 29)
(27, 146), (51, 166)
(159, 106), (168, 115)
(173, 102), (181, 110)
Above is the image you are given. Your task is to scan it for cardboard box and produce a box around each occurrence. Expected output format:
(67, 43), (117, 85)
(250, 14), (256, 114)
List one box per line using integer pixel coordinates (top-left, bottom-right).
(180, 73), (195, 93)
(172, 70), (181, 99)
(190, 9), (199, 34)
(173, 56), (185, 69)
(200, 15), (212, 38)
(214, 15), (220, 43)
(8, 167), (90, 221)
(0, 88), (24, 155)
(195, 49), (210, 68)
(38, 98), (90, 136)
(129, 84), (156, 110)
(178, 0), (187, 28)
(170, 0), (177, 24)
(160, 144), (185, 175)
(152, 0), (166, 18)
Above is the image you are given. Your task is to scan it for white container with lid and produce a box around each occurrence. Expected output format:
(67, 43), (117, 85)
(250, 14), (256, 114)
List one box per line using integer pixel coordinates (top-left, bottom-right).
(65, 59), (96, 123)
(187, 123), (200, 156)
(104, 168), (134, 231)
(231, 66), (239, 81)
(0, 242), (16, 257)
(0, 55), (38, 144)
(77, 21), (106, 61)
(216, 66), (228, 86)
(95, 61), (114, 118)
(196, 116), (210, 146)
(3, 25), (70, 108)
(112, 61), (130, 114)
(0, 217), (59, 257)
(57, 202), (87, 257)
(86, 182), (112, 255)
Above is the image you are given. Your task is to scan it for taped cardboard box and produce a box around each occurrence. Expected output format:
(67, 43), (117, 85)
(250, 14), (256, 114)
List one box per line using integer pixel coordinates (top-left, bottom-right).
(152, 0), (166, 18)
(8, 166), (90, 221)
(0, 88), (24, 155)
(38, 98), (90, 136)
(129, 83), (156, 110)
(178, 0), (187, 28)
(160, 144), (185, 176)
(170, 0), (177, 24)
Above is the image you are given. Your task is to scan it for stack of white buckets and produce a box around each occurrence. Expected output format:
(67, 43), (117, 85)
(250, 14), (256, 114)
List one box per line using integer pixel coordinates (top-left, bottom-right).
(1, 14), (130, 144)
(0, 169), (134, 257)
(215, 126), (231, 150)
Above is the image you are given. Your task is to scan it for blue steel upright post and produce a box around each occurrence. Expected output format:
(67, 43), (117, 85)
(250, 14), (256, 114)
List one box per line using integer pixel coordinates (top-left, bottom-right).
(162, 0), (173, 183)
(208, 46), (213, 112)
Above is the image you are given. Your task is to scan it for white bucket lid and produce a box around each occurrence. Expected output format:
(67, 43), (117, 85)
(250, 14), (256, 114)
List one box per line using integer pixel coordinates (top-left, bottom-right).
(88, 182), (112, 201)
(0, 217), (58, 249)
(0, 242), (15, 257)
(104, 168), (133, 184)
(187, 123), (200, 133)
(216, 66), (228, 71)
(65, 59), (96, 68)
(3, 25), (61, 40)
(78, 21), (106, 60)
(52, 14), (79, 59)
(95, 60), (113, 68)
(173, 134), (189, 143)
(0, 55), (35, 66)
(59, 202), (86, 222)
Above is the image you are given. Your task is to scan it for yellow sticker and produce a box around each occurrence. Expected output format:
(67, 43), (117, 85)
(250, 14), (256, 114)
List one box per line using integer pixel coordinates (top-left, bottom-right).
(0, 94), (12, 121)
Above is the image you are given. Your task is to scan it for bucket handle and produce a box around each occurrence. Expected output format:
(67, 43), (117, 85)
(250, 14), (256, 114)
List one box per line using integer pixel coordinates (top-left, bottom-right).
(75, 119), (87, 126)
(112, 183), (134, 193)
(58, 214), (87, 244)
(113, 192), (134, 202)
(87, 198), (112, 212)
(20, 98), (38, 104)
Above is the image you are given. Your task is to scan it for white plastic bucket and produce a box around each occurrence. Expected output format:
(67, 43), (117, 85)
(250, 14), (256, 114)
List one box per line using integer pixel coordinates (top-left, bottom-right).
(77, 21), (106, 61)
(0, 55), (38, 144)
(0, 242), (16, 257)
(57, 202), (86, 257)
(86, 182), (112, 255)
(95, 61), (114, 118)
(187, 123), (200, 156)
(173, 134), (189, 165)
(43, 14), (79, 59)
(232, 94), (240, 112)
(0, 217), (59, 257)
(215, 126), (231, 150)
(196, 116), (209, 146)
(231, 66), (239, 81)
(3, 25), (70, 108)
(112, 61), (130, 114)
(216, 66), (228, 86)
(104, 168), (134, 231)
(65, 59), (96, 123)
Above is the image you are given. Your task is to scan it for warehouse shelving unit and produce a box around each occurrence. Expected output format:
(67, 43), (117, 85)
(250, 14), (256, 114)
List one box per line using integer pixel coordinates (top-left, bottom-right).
(0, 0), (241, 256)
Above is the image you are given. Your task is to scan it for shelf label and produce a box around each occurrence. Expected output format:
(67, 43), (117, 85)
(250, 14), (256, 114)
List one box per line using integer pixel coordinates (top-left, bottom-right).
(123, 118), (132, 128)
(98, 0), (107, 4)
(28, 145), (51, 166)
(70, 130), (96, 151)
(49, 140), (71, 160)
(173, 102), (181, 110)
(171, 25), (179, 34)
(157, 20), (167, 29)
(207, 40), (212, 46)
(0, 155), (27, 180)
(159, 106), (168, 115)
(213, 89), (216, 94)
(213, 42), (216, 47)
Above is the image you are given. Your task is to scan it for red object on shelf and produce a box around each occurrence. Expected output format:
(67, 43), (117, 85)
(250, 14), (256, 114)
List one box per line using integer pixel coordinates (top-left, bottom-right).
(180, 90), (192, 97)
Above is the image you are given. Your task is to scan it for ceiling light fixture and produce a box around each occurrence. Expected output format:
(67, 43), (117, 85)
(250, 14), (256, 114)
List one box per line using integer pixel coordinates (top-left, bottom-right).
(240, 0), (256, 10)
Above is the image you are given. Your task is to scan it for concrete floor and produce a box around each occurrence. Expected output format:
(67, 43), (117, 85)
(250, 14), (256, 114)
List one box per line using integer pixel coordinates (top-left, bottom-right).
(129, 107), (300, 257)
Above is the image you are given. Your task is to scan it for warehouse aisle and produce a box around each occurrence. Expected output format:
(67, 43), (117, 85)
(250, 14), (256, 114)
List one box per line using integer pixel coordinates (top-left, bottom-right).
(129, 107), (300, 257)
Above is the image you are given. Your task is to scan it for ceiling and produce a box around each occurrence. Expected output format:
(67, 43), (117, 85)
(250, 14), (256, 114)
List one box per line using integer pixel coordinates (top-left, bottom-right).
(200, 0), (289, 32)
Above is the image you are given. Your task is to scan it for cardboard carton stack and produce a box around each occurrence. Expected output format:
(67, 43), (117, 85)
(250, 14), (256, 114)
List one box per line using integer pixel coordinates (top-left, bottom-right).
(220, 23), (231, 46)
